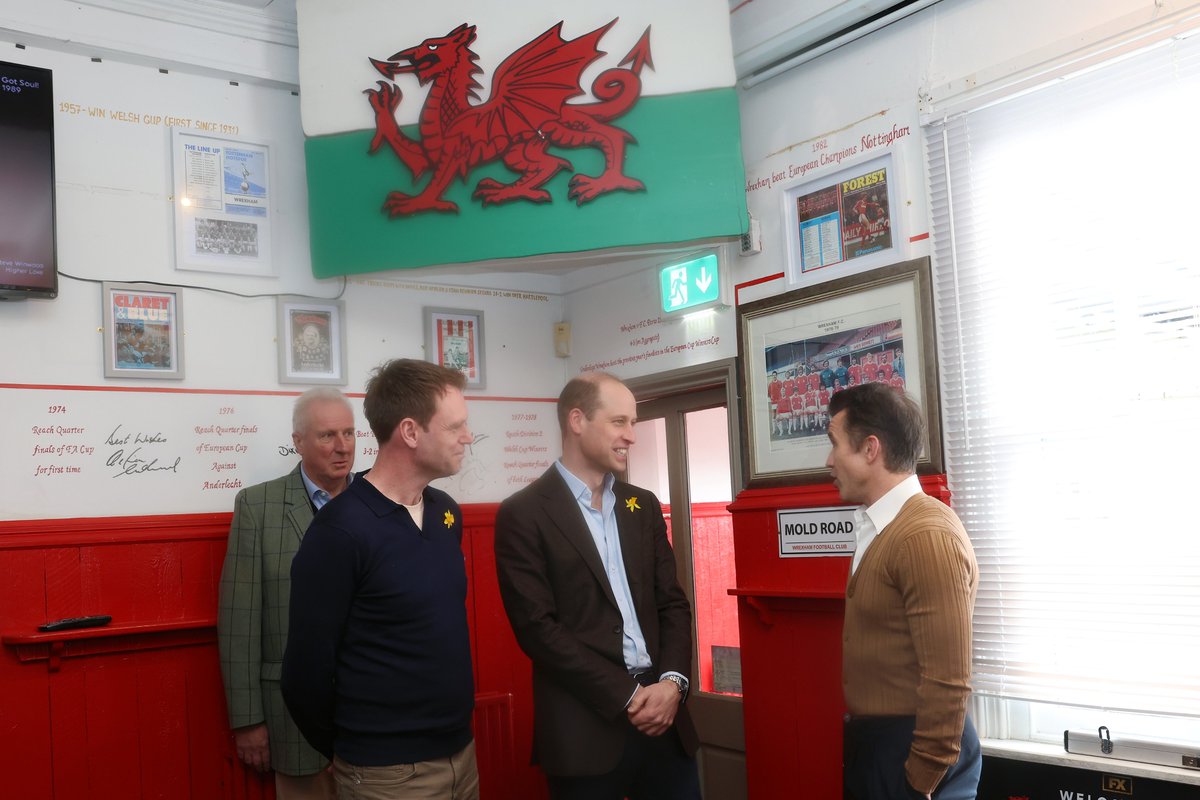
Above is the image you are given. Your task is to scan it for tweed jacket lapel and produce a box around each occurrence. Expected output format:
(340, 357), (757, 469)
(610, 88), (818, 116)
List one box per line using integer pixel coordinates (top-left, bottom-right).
(282, 465), (315, 546)
(538, 467), (619, 609)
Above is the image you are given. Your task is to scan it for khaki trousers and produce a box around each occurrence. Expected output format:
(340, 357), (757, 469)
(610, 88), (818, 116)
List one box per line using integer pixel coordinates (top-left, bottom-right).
(332, 740), (479, 800)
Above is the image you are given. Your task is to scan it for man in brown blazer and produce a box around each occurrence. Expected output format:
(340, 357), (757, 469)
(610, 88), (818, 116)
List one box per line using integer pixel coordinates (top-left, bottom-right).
(826, 383), (980, 800)
(217, 388), (356, 800)
(494, 372), (700, 800)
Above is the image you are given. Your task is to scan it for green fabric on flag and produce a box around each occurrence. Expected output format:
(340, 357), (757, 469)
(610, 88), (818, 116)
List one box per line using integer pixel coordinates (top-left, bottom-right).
(304, 87), (747, 276)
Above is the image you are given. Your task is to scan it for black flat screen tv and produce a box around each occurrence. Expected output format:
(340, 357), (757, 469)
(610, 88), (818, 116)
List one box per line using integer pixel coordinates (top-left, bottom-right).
(0, 59), (57, 300)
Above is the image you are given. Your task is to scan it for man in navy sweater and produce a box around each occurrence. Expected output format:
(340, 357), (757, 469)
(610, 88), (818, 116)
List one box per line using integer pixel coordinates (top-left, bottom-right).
(282, 359), (479, 800)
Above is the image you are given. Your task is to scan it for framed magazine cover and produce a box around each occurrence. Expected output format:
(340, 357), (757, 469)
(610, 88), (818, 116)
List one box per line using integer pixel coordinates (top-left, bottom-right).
(102, 282), (185, 380)
(782, 152), (904, 288)
(736, 257), (942, 486)
(276, 297), (347, 385)
(424, 307), (485, 389)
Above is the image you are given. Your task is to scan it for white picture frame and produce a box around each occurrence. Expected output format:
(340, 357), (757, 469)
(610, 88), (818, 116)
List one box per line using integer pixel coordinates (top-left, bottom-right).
(172, 129), (274, 276)
(782, 152), (905, 288)
(423, 307), (486, 389)
(276, 297), (347, 386)
(101, 281), (185, 380)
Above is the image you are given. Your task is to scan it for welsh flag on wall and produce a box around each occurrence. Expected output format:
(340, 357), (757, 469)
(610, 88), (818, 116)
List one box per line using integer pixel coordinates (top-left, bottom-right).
(295, 0), (747, 275)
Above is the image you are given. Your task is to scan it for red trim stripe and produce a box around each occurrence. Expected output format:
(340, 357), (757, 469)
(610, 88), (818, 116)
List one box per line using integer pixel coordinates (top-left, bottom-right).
(0, 383), (555, 403)
(734, 272), (785, 304)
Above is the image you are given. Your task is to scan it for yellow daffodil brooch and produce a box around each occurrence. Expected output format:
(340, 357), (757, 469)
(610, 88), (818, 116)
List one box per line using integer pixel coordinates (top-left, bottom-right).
(444, 510), (455, 528)
(625, 497), (640, 512)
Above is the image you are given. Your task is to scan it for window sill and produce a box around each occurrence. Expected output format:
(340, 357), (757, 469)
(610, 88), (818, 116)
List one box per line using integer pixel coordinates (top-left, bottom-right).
(982, 738), (1200, 786)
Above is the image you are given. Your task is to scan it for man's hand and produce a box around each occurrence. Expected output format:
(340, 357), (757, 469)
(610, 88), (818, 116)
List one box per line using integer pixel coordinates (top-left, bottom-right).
(626, 681), (681, 736)
(904, 777), (932, 800)
(233, 723), (271, 772)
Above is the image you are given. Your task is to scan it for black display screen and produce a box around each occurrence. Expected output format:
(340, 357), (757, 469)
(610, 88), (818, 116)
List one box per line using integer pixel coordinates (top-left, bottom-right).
(0, 59), (57, 300)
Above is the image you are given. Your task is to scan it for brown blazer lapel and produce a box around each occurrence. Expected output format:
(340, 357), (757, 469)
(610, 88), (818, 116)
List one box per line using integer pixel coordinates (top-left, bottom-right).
(540, 468), (619, 609)
(613, 484), (646, 604)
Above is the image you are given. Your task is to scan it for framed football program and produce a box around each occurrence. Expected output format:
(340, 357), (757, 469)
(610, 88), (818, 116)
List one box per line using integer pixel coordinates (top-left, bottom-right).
(102, 282), (185, 380)
(276, 296), (347, 385)
(172, 129), (274, 276)
(424, 307), (485, 389)
(782, 152), (904, 288)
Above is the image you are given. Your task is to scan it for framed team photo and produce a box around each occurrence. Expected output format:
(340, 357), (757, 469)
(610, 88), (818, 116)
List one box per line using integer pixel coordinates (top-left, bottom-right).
(276, 297), (347, 385)
(424, 307), (485, 389)
(102, 282), (185, 380)
(736, 257), (942, 486)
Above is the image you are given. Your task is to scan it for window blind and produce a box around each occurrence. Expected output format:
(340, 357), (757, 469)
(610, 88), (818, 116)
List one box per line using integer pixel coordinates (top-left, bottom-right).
(925, 32), (1200, 718)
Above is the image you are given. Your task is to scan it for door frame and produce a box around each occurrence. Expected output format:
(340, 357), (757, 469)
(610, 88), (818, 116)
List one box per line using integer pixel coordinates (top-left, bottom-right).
(627, 359), (747, 796)
(625, 358), (744, 493)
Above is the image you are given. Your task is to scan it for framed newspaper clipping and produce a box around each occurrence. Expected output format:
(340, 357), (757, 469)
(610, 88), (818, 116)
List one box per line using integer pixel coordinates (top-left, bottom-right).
(424, 307), (485, 389)
(172, 129), (274, 276)
(736, 257), (942, 486)
(276, 297), (347, 385)
(782, 152), (904, 288)
(102, 282), (185, 380)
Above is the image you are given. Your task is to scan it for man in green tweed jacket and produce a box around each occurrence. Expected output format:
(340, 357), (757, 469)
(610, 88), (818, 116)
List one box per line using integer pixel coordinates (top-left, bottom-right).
(217, 388), (356, 799)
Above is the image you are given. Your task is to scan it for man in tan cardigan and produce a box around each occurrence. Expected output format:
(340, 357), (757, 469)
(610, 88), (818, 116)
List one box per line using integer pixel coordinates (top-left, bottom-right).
(826, 383), (981, 800)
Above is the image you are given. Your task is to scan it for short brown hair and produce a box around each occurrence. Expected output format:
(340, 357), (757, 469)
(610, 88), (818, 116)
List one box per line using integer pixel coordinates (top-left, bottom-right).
(827, 382), (924, 473)
(363, 359), (466, 445)
(557, 372), (621, 433)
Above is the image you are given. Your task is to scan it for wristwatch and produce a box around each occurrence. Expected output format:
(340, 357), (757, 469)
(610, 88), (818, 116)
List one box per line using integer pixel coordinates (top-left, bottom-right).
(660, 674), (688, 702)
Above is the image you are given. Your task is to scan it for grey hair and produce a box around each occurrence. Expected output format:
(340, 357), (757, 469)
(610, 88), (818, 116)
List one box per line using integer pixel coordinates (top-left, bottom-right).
(292, 387), (352, 435)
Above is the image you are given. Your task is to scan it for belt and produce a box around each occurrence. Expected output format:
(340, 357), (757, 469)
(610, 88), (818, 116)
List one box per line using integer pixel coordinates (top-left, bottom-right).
(843, 714), (916, 728)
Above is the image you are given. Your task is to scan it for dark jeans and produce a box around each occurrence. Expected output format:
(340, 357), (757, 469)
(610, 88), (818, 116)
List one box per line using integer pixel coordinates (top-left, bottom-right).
(843, 715), (981, 800)
(545, 726), (700, 800)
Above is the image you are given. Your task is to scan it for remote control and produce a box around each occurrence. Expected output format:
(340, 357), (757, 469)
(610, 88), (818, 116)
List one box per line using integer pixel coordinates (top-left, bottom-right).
(38, 614), (113, 632)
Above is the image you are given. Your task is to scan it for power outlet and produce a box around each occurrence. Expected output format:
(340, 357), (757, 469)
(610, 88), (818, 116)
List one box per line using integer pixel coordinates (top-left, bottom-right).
(740, 215), (762, 256)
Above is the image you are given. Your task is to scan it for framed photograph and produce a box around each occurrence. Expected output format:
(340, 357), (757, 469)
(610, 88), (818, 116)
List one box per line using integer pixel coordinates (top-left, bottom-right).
(736, 257), (942, 487)
(102, 282), (185, 380)
(276, 297), (347, 385)
(171, 129), (274, 276)
(424, 307), (485, 389)
(782, 152), (904, 288)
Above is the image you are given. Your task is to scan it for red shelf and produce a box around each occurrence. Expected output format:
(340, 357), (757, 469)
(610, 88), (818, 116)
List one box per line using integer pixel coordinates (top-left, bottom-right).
(3, 619), (215, 672)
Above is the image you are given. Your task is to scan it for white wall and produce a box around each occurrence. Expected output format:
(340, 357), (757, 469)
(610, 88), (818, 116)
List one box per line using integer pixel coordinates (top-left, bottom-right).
(562, 244), (739, 381)
(5, 0), (1170, 520)
(0, 5), (569, 519)
(731, 0), (1172, 304)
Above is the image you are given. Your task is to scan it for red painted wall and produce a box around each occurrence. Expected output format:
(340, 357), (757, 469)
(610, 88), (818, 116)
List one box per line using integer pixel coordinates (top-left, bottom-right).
(666, 502), (739, 694)
(0, 507), (547, 800)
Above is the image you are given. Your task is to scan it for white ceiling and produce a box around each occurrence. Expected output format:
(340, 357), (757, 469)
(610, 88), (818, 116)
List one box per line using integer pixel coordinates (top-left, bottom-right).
(213, 0), (295, 16)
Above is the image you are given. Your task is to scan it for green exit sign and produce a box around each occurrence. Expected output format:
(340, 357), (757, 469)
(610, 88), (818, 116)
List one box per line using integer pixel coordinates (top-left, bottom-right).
(659, 253), (721, 314)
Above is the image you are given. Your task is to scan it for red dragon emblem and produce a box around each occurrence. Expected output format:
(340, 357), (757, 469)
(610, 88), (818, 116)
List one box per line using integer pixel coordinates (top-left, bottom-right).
(366, 19), (651, 217)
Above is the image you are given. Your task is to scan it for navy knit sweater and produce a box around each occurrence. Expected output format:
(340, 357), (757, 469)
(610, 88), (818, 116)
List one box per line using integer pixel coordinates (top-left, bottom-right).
(281, 473), (474, 765)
